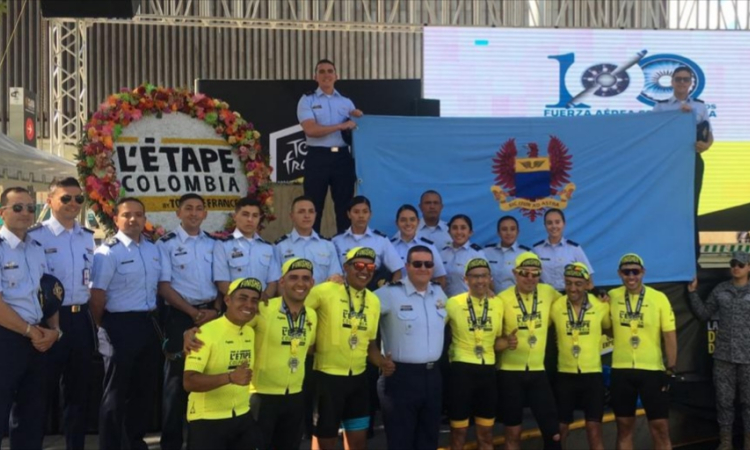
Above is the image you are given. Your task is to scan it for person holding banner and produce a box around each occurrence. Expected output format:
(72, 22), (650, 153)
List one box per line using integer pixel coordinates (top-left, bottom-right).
(213, 197), (280, 300)
(416, 190), (452, 250)
(297, 58), (363, 235)
(609, 253), (677, 450)
(550, 263), (610, 450)
(485, 215), (531, 293)
(497, 252), (562, 450)
(156, 193), (220, 450)
(445, 258), (514, 450)
(0, 187), (59, 450)
(687, 251), (750, 450)
(183, 277), (263, 450)
(390, 204), (447, 288)
(533, 208), (594, 292)
(440, 214), (487, 297)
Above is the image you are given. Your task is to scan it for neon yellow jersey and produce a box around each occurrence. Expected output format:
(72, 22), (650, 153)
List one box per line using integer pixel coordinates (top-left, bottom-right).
(250, 297), (318, 395)
(498, 283), (561, 371)
(305, 282), (380, 376)
(550, 294), (611, 374)
(608, 285), (676, 371)
(184, 316), (255, 421)
(445, 293), (504, 365)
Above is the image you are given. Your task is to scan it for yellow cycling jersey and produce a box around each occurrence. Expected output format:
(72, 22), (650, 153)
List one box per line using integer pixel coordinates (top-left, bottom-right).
(445, 293), (503, 365)
(550, 294), (611, 374)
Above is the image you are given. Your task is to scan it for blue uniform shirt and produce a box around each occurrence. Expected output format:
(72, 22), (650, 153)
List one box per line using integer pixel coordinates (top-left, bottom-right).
(213, 229), (281, 290)
(332, 227), (405, 273)
(0, 226), (47, 324)
(484, 242), (531, 293)
(653, 96), (712, 131)
(91, 231), (161, 312)
(29, 217), (95, 306)
(416, 218), (452, 251)
(375, 278), (448, 364)
(157, 225), (218, 304)
(274, 229), (342, 285)
(297, 87), (356, 147)
(532, 237), (593, 291)
(439, 242), (487, 297)
(389, 233), (447, 279)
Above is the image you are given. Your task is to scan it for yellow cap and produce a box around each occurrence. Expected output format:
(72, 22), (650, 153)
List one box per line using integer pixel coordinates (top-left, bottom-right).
(282, 258), (314, 277)
(227, 277), (263, 296)
(464, 258), (490, 275)
(563, 262), (590, 280)
(345, 247), (376, 263)
(515, 251), (542, 269)
(619, 253), (644, 268)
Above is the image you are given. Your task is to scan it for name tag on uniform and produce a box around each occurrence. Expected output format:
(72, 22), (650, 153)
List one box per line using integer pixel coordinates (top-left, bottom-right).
(312, 105), (322, 109)
(3, 262), (18, 270)
(540, 257), (551, 261)
(399, 305), (414, 311)
(121, 260), (134, 265)
(82, 268), (90, 286)
(231, 251), (244, 259)
(45, 248), (58, 254)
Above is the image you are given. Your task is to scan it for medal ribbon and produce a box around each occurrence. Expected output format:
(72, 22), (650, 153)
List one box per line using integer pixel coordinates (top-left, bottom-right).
(346, 284), (366, 335)
(625, 287), (645, 336)
(467, 294), (489, 344)
(516, 288), (538, 335)
(283, 301), (306, 356)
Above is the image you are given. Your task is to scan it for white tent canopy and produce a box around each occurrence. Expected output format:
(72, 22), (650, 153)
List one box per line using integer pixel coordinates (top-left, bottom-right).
(0, 132), (76, 184)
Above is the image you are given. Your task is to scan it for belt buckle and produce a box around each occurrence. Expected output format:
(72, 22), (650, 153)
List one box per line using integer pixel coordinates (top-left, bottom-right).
(331, 146), (339, 153)
(425, 362), (435, 370)
(71, 305), (81, 313)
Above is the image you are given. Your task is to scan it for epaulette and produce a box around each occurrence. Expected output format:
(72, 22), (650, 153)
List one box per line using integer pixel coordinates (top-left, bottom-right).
(304, 90), (315, 96)
(274, 235), (289, 245)
(27, 223), (43, 233)
(257, 237), (270, 245)
(693, 98), (705, 103)
(105, 237), (120, 247)
(83, 227), (95, 234)
(31, 239), (42, 246)
(470, 243), (482, 251)
(223, 235), (236, 241)
(532, 240), (545, 247)
(519, 244), (531, 251)
(202, 231), (218, 240)
(159, 232), (177, 242)
(418, 237), (434, 245)
(387, 281), (403, 287)
(430, 280), (441, 286)
(484, 243), (496, 248)
(566, 239), (580, 247)
(141, 234), (154, 243)
(656, 98), (669, 103)
(319, 235), (332, 241)
(389, 237), (398, 243)
(373, 229), (387, 238)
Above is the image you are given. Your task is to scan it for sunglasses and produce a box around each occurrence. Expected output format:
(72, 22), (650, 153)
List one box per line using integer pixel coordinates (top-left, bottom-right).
(517, 270), (541, 278)
(730, 260), (747, 269)
(351, 262), (376, 272)
(5, 203), (36, 214)
(60, 194), (85, 205)
(409, 261), (435, 269)
(621, 269), (642, 276)
(673, 76), (692, 83)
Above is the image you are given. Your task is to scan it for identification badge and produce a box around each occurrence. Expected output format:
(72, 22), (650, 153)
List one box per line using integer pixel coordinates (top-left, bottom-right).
(289, 356), (299, 373)
(82, 268), (91, 286)
(474, 345), (484, 359)
(528, 335), (538, 348)
(572, 344), (581, 358)
(630, 336), (640, 349)
(349, 334), (359, 349)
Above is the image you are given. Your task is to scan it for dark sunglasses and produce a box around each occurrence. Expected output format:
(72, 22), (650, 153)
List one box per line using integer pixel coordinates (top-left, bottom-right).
(6, 203), (36, 213)
(730, 260), (747, 269)
(621, 269), (642, 276)
(409, 261), (435, 269)
(673, 76), (692, 83)
(60, 194), (85, 205)
(517, 270), (541, 278)
(351, 262), (376, 272)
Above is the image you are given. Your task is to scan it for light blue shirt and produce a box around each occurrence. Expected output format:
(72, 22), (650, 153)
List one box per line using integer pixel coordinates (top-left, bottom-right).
(157, 225), (218, 304)
(213, 229), (281, 290)
(389, 233), (447, 279)
(416, 218), (452, 251)
(439, 242), (487, 297)
(91, 231), (161, 312)
(274, 229), (342, 285)
(653, 95), (712, 131)
(297, 87), (356, 147)
(375, 278), (448, 364)
(532, 237), (593, 291)
(0, 226), (47, 324)
(484, 242), (531, 293)
(332, 227), (404, 273)
(29, 216), (95, 306)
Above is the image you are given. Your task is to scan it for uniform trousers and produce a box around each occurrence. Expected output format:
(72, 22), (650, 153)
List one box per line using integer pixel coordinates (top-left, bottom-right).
(303, 146), (355, 234)
(0, 325), (47, 450)
(377, 362), (442, 450)
(713, 358), (750, 430)
(44, 305), (95, 450)
(98, 311), (162, 450)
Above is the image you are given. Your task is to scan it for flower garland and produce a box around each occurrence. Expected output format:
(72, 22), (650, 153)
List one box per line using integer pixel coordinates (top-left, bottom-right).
(76, 84), (274, 239)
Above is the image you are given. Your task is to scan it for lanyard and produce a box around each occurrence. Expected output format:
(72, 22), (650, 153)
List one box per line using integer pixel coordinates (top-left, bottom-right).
(345, 284), (366, 319)
(466, 294), (489, 330)
(566, 298), (589, 329)
(282, 301), (306, 337)
(625, 288), (645, 319)
(515, 288), (538, 320)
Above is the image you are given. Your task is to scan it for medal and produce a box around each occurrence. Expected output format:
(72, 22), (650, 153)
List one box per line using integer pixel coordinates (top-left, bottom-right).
(528, 335), (538, 347)
(289, 356), (299, 373)
(345, 284), (366, 351)
(466, 294), (490, 359)
(349, 334), (359, 349)
(516, 288), (540, 349)
(625, 288), (645, 350)
(572, 344), (581, 358)
(567, 300), (588, 359)
(474, 345), (484, 359)
(630, 336), (640, 348)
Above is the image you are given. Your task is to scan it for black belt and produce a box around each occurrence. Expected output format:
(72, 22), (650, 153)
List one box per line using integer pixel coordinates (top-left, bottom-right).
(61, 304), (88, 313)
(307, 145), (350, 152)
(396, 361), (438, 370)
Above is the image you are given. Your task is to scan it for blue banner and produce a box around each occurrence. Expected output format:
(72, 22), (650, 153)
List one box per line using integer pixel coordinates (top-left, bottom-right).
(354, 111), (696, 285)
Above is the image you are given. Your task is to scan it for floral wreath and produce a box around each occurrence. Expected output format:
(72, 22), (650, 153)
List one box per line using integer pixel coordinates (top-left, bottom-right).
(76, 84), (274, 239)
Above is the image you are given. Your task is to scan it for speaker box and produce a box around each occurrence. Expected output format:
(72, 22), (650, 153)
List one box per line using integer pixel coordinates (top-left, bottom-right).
(41, 0), (138, 19)
(414, 98), (441, 117)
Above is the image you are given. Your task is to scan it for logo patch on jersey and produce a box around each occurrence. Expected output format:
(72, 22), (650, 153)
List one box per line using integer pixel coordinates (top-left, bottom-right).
(515, 312), (543, 330)
(618, 311), (644, 328)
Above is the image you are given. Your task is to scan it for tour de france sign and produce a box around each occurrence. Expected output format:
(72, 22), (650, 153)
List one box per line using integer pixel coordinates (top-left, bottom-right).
(78, 85), (274, 237)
